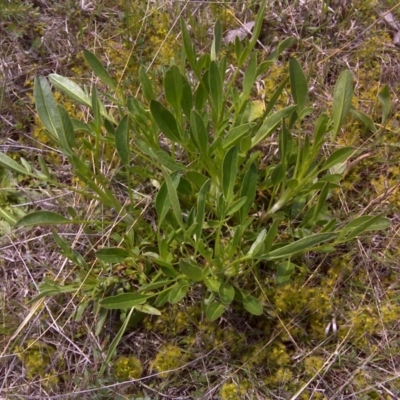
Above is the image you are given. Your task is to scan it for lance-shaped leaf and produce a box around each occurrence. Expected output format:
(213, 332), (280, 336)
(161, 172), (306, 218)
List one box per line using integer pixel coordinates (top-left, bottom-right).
(164, 65), (183, 113)
(115, 115), (130, 166)
(139, 66), (154, 102)
(247, 228), (266, 257)
(83, 50), (116, 91)
(49, 73), (91, 106)
(150, 100), (182, 143)
(222, 146), (238, 201)
(0, 153), (39, 178)
(34, 76), (74, 153)
(209, 61), (223, 122)
(180, 18), (196, 72)
(100, 293), (149, 309)
(332, 70), (353, 139)
(96, 248), (130, 263)
(289, 57), (308, 114)
(258, 232), (337, 260)
(190, 110), (209, 154)
(211, 19), (222, 61)
(321, 147), (354, 172)
(162, 168), (184, 230)
(16, 211), (71, 227)
(251, 105), (297, 148)
(194, 179), (211, 244)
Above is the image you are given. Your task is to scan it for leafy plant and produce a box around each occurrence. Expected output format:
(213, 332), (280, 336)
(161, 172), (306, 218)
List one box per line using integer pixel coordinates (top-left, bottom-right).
(0, 0), (390, 373)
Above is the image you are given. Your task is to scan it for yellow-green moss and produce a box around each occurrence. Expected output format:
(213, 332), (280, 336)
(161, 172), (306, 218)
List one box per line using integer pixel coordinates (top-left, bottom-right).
(113, 355), (143, 381)
(15, 339), (59, 388)
(219, 380), (248, 400)
(303, 355), (325, 377)
(150, 344), (184, 378)
(264, 367), (293, 388)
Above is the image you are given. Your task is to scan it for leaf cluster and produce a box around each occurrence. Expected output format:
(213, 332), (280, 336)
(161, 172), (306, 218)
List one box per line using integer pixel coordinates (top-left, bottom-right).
(0, 0), (391, 374)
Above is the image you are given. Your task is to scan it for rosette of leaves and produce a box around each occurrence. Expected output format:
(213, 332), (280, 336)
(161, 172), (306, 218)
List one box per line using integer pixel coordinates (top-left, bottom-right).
(0, 0), (390, 375)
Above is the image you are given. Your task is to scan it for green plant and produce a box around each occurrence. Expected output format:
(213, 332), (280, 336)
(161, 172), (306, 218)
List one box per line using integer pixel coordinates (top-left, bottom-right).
(0, 0), (390, 375)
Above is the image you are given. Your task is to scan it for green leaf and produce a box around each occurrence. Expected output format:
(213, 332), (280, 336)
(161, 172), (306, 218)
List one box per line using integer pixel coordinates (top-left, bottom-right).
(289, 58), (308, 114)
(205, 301), (225, 321)
(222, 146), (238, 200)
(238, 0), (267, 66)
(139, 66), (154, 102)
(16, 211), (70, 227)
(168, 282), (189, 304)
(115, 115), (130, 166)
(332, 70), (353, 139)
(34, 76), (73, 153)
(155, 181), (170, 227)
(134, 304), (161, 316)
(49, 73), (91, 106)
(209, 61), (223, 122)
(349, 107), (376, 133)
(340, 215), (391, 240)
(276, 260), (296, 284)
(223, 122), (254, 149)
(190, 110), (209, 154)
(164, 65), (183, 113)
(162, 169), (184, 230)
(225, 196), (247, 216)
(211, 19), (222, 61)
(91, 86), (101, 131)
(251, 105), (297, 149)
(313, 113), (329, 150)
(180, 259), (204, 282)
(155, 290), (171, 308)
(204, 276), (221, 292)
(181, 75), (193, 117)
(150, 100), (181, 143)
(219, 283), (235, 305)
(271, 163), (284, 186)
(228, 225), (242, 259)
(322, 147), (354, 171)
(235, 36), (244, 63)
(194, 179), (211, 244)
(58, 105), (76, 150)
(181, 18), (196, 71)
(99, 307), (134, 377)
(267, 37), (296, 62)
(378, 84), (391, 124)
(0, 153), (37, 177)
(242, 52), (257, 99)
(100, 293), (149, 309)
(83, 49), (116, 90)
(96, 248), (130, 263)
(259, 232), (337, 260)
(242, 294), (263, 315)
(33, 76), (60, 140)
(239, 163), (257, 222)
(247, 229), (266, 257)
(156, 151), (186, 172)
(264, 219), (279, 253)
(195, 76), (208, 111)
(186, 170), (208, 189)
(311, 182), (330, 224)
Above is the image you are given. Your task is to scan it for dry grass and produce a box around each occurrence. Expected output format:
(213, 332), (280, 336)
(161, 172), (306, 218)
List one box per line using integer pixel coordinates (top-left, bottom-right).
(1, 0), (400, 399)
